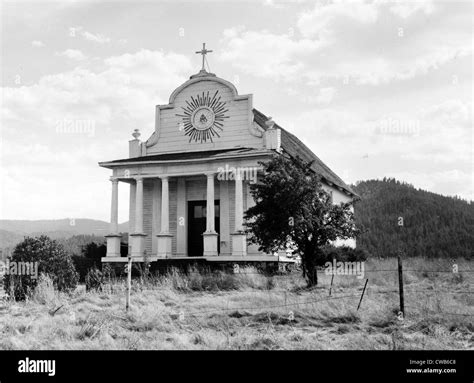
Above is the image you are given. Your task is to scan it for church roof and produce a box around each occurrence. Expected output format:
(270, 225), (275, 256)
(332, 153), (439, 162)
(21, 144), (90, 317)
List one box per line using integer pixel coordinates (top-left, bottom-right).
(253, 109), (356, 196)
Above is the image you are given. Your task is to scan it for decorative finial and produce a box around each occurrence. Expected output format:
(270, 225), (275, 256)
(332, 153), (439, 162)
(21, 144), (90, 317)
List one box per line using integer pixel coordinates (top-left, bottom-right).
(132, 129), (141, 139)
(195, 43), (213, 71)
(265, 117), (275, 129)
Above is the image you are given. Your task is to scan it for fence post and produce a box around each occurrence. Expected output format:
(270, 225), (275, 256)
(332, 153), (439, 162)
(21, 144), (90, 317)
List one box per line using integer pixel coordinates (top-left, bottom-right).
(357, 278), (369, 311)
(126, 255), (132, 312)
(397, 253), (405, 318)
(329, 272), (335, 296)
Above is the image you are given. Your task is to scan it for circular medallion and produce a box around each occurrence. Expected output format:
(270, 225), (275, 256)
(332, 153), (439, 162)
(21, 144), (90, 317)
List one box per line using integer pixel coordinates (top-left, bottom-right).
(191, 106), (215, 131)
(175, 90), (229, 143)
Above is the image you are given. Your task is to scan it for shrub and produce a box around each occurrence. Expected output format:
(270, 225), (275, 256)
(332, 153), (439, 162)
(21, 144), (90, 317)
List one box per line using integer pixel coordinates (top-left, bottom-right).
(31, 274), (57, 305)
(3, 235), (79, 300)
(72, 242), (106, 282)
(319, 245), (369, 265)
(85, 268), (103, 292)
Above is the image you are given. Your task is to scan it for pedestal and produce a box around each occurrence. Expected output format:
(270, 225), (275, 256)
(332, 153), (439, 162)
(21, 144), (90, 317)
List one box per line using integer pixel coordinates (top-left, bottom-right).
(105, 234), (122, 257)
(156, 233), (173, 258)
(231, 232), (247, 257)
(130, 233), (147, 257)
(203, 231), (218, 256)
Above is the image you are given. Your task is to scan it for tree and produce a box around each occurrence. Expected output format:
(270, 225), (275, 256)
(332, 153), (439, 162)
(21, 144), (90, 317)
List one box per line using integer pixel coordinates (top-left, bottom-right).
(244, 155), (359, 286)
(3, 235), (79, 300)
(72, 241), (106, 282)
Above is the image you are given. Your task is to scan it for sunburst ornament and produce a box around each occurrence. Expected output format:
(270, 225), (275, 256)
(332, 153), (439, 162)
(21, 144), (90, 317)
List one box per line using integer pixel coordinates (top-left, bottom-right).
(176, 90), (229, 143)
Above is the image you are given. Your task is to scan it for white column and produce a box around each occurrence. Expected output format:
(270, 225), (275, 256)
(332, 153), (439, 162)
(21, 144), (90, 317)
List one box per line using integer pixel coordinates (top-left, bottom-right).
(105, 177), (121, 258)
(206, 173), (216, 233)
(110, 178), (119, 233)
(234, 173), (244, 232)
(219, 180), (230, 256)
(203, 172), (218, 256)
(157, 176), (172, 258)
(160, 176), (169, 233)
(135, 177), (144, 233)
(231, 170), (247, 256)
(130, 177), (146, 257)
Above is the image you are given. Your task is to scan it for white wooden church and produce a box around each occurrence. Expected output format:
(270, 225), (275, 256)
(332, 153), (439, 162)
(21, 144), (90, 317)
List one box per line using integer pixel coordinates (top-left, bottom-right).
(99, 44), (356, 264)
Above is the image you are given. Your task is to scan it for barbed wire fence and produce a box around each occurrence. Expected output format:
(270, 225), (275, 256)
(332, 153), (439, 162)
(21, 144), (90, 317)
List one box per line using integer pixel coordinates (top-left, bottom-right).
(117, 260), (474, 322)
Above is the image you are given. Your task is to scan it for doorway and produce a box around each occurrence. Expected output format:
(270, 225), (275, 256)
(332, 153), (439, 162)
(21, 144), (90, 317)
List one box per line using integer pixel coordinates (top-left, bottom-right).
(187, 200), (220, 257)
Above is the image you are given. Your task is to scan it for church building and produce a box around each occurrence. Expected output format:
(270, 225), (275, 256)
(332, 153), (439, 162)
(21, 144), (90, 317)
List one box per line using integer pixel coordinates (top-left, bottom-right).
(99, 44), (356, 264)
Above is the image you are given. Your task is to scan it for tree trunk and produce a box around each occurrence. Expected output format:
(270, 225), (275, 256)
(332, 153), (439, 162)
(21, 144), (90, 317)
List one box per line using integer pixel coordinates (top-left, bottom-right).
(302, 252), (318, 287)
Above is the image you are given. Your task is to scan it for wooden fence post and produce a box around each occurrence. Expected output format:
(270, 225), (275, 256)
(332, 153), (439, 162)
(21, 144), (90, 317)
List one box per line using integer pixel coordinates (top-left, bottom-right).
(398, 253), (405, 317)
(357, 278), (369, 311)
(126, 255), (132, 312)
(329, 272), (335, 296)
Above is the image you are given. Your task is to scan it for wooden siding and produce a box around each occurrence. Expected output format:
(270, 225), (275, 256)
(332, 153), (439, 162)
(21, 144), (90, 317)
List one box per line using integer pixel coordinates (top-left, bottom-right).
(148, 81), (263, 154)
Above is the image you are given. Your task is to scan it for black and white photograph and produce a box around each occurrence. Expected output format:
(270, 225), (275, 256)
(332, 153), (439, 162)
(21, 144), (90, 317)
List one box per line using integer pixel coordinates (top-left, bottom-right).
(0, 0), (472, 380)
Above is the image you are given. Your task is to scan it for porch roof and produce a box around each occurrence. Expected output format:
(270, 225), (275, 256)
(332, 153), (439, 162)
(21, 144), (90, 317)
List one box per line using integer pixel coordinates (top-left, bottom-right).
(99, 147), (271, 168)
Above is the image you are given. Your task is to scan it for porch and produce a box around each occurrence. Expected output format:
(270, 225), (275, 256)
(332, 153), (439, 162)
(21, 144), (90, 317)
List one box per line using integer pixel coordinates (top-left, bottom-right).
(102, 169), (281, 263)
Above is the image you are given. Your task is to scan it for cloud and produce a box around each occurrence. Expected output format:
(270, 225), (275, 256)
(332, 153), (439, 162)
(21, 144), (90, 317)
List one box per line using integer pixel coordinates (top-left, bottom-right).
(389, 0), (435, 19)
(1, 49), (193, 219)
(219, 27), (323, 80)
(81, 31), (111, 44)
(55, 49), (87, 60)
(297, 0), (379, 39)
(69, 26), (112, 44)
(219, 1), (471, 86)
(31, 40), (45, 48)
(315, 87), (337, 104)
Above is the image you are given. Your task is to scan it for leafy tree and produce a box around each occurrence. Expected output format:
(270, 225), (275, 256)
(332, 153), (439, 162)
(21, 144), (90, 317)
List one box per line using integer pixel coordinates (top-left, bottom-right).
(3, 235), (78, 300)
(72, 242), (106, 282)
(245, 155), (359, 286)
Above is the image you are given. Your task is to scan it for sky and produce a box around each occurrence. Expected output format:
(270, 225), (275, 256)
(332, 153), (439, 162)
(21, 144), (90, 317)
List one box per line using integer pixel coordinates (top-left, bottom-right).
(0, 0), (472, 222)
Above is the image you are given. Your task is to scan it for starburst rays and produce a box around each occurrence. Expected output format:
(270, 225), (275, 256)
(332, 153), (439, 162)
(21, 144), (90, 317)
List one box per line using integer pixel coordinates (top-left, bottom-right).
(176, 90), (229, 143)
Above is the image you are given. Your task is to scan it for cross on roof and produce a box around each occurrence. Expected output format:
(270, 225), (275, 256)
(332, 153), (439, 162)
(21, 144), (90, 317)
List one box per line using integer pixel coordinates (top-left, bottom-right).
(195, 43), (213, 71)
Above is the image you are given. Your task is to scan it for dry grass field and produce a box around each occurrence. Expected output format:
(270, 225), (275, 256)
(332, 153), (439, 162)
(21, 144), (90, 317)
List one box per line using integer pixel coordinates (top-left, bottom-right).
(0, 257), (472, 350)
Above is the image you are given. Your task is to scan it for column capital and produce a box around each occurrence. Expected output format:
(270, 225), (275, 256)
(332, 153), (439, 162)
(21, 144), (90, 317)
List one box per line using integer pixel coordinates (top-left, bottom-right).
(204, 171), (215, 178)
(159, 175), (169, 181)
(110, 177), (119, 184)
(134, 176), (144, 182)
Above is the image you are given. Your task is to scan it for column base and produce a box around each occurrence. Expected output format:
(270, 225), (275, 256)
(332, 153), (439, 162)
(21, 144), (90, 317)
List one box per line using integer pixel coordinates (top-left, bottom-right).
(231, 232), (247, 256)
(203, 231), (218, 256)
(105, 234), (122, 257)
(130, 233), (147, 257)
(156, 233), (173, 258)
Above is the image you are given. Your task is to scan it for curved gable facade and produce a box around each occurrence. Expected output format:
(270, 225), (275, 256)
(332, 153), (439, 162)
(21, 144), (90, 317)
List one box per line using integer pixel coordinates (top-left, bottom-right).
(145, 71), (263, 155)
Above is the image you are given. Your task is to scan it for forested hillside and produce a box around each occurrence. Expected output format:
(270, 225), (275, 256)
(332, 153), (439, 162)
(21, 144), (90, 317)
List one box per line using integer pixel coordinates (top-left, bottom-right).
(353, 178), (473, 259)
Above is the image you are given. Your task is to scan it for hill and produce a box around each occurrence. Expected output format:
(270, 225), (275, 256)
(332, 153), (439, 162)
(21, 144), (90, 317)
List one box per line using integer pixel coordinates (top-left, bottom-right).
(0, 219), (128, 250)
(352, 178), (473, 259)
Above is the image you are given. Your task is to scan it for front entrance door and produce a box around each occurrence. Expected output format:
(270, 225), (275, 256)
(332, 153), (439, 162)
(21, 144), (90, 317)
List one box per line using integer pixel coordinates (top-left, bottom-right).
(188, 200), (220, 257)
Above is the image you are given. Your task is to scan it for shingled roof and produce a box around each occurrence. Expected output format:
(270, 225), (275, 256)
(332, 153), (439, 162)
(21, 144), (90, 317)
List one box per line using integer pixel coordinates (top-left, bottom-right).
(253, 108), (356, 196)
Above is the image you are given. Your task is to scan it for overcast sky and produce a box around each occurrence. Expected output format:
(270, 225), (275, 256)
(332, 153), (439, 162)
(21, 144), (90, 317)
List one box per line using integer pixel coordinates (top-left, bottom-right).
(0, 0), (472, 221)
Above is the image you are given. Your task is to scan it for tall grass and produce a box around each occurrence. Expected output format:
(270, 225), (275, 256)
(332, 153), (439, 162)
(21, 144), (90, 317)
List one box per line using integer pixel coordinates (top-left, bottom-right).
(0, 257), (471, 350)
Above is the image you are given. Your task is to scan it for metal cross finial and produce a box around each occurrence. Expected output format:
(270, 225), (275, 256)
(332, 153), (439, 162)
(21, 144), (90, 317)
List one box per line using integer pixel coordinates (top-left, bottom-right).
(195, 43), (213, 71)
